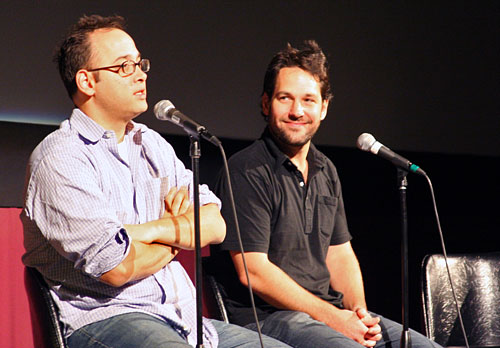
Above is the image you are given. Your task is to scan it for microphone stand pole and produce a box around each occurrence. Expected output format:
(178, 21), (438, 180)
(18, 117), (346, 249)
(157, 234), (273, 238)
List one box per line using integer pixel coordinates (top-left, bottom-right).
(398, 169), (411, 348)
(189, 136), (204, 348)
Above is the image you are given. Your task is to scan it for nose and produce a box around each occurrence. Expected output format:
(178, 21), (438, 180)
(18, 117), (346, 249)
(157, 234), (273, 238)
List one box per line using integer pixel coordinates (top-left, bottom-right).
(135, 66), (148, 82)
(290, 100), (304, 117)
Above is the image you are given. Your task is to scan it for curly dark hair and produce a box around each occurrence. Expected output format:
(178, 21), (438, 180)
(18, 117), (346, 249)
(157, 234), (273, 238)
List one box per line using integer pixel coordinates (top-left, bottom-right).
(54, 14), (126, 98)
(261, 40), (332, 118)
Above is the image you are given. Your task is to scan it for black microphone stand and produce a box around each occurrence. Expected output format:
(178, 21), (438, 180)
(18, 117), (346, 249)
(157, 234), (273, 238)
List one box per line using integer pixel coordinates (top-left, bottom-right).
(189, 136), (204, 348)
(397, 169), (411, 348)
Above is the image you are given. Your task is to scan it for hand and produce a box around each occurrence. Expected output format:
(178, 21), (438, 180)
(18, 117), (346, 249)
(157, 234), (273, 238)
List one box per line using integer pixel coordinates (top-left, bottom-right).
(163, 186), (192, 217)
(321, 308), (375, 347)
(356, 308), (382, 344)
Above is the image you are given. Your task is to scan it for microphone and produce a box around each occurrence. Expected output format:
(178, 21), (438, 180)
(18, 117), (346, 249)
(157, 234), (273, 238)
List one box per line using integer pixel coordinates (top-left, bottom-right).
(356, 133), (426, 176)
(154, 100), (221, 146)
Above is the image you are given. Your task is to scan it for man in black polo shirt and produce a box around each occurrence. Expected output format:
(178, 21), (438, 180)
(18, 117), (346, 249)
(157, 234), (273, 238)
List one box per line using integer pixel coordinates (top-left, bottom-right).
(211, 40), (441, 348)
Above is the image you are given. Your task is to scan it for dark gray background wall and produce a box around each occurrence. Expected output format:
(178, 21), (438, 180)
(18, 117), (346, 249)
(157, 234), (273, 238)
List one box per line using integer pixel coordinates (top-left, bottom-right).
(1, 1), (499, 156)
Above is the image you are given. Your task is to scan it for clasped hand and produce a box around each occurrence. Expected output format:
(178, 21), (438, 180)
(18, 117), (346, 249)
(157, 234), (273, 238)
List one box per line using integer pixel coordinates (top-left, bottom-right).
(355, 308), (382, 347)
(329, 307), (382, 347)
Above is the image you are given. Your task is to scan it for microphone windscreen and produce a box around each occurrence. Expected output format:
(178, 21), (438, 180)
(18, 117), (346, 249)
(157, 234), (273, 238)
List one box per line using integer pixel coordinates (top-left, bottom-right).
(356, 133), (376, 151)
(154, 100), (175, 120)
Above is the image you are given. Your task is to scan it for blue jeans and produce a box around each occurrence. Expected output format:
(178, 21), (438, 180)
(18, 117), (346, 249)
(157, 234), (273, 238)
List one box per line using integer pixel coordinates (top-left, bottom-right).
(67, 312), (292, 348)
(244, 310), (443, 348)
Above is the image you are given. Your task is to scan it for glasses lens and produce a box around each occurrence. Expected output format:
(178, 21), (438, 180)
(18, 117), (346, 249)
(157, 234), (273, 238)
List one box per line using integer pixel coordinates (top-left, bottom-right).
(122, 61), (135, 75)
(140, 59), (150, 73)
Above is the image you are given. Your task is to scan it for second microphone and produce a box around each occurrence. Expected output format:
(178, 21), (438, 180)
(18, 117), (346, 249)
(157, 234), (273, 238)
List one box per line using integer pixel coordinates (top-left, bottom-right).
(154, 100), (221, 146)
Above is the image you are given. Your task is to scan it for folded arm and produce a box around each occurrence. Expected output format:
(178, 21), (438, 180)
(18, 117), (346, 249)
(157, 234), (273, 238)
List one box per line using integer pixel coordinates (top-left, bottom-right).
(124, 203), (225, 250)
(100, 240), (179, 287)
(101, 187), (226, 286)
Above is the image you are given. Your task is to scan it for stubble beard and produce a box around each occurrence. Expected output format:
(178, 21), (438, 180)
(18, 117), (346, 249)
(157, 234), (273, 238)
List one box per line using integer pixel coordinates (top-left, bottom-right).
(270, 122), (320, 148)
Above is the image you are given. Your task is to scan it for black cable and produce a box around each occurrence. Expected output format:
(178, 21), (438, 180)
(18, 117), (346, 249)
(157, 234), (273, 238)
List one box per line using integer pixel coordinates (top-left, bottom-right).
(217, 142), (266, 348)
(424, 173), (469, 348)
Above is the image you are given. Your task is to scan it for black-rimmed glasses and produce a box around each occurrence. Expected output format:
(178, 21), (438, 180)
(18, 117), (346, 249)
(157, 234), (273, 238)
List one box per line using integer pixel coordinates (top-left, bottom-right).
(87, 58), (150, 76)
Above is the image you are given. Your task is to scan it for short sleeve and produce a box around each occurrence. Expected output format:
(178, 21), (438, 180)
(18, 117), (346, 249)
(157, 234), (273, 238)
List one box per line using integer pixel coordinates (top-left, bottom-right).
(215, 163), (273, 253)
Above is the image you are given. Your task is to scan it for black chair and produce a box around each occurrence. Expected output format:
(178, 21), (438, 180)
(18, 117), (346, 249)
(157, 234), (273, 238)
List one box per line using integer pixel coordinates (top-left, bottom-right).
(202, 257), (229, 323)
(24, 267), (68, 348)
(421, 252), (500, 347)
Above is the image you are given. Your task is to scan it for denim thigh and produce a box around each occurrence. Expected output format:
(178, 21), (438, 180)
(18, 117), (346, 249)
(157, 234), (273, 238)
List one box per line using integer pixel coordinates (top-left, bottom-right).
(376, 314), (443, 348)
(211, 319), (293, 348)
(67, 312), (190, 348)
(244, 310), (442, 348)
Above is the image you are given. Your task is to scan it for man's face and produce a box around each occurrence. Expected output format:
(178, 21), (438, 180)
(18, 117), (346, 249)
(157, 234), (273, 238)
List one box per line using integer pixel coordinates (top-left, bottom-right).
(262, 67), (328, 149)
(87, 28), (148, 121)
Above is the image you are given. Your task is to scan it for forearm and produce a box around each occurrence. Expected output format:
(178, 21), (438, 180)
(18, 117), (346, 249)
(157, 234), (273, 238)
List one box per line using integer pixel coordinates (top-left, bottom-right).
(232, 251), (375, 346)
(327, 243), (367, 311)
(231, 252), (343, 322)
(331, 267), (366, 311)
(100, 241), (178, 287)
(125, 203), (226, 250)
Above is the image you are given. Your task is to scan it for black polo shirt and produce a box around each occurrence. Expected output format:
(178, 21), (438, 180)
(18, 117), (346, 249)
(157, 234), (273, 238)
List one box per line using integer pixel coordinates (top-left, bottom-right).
(211, 128), (352, 325)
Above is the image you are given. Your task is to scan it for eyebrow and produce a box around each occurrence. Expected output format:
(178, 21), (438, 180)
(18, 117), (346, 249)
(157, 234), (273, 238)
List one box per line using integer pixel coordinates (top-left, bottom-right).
(111, 52), (141, 64)
(275, 91), (319, 98)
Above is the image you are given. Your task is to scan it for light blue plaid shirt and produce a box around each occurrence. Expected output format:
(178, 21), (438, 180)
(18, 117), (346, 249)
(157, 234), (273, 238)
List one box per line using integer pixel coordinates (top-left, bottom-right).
(22, 108), (220, 347)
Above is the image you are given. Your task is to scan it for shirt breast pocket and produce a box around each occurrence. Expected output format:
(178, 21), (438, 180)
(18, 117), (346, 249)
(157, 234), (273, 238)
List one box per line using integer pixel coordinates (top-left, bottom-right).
(318, 195), (338, 238)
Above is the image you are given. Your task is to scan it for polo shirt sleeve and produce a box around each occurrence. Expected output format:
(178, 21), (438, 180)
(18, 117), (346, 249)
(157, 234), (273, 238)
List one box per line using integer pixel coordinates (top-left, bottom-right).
(329, 189), (351, 245)
(327, 164), (352, 246)
(215, 164), (273, 253)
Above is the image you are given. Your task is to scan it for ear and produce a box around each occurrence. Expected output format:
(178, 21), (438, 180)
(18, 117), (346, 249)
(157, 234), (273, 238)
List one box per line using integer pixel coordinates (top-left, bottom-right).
(261, 93), (271, 116)
(320, 99), (329, 121)
(75, 69), (96, 97)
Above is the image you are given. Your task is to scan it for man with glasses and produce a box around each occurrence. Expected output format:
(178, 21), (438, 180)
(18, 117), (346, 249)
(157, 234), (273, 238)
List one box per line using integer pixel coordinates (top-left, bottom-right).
(22, 14), (290, 348)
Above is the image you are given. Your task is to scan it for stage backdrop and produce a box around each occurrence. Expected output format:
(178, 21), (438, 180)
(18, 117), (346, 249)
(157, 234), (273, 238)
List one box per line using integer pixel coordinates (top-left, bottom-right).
(0, 1), (498, 156)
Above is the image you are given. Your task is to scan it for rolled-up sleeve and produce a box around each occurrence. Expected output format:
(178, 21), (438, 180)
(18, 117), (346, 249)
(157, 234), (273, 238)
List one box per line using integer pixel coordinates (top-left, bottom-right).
(25, 150), (130, 278)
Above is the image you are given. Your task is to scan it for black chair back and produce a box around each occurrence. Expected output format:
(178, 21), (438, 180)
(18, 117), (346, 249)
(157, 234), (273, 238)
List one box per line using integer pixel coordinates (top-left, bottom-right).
(421, 253), (500, 347)
(202, 257), (230, 323)
(24, 267), (68, 348)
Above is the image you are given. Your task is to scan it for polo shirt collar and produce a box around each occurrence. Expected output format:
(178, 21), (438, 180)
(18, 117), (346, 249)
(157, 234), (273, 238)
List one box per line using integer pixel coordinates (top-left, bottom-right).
(260, 127), (327, 174)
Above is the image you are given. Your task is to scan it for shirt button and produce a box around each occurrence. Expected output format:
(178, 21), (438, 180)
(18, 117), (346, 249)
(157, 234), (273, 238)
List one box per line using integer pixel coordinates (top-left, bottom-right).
(299, 181), (305, 187)
(103, 132), (112, 139)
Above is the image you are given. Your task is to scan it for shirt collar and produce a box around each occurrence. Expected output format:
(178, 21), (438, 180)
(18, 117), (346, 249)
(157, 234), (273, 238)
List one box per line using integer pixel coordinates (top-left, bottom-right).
(68, 108), (147, 143)
(260, 126), (327, 175)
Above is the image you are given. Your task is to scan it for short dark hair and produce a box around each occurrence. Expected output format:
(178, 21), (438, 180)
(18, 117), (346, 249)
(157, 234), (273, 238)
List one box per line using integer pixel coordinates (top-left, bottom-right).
(261, 40), (332, 117)
(54, 14), (126, 98)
